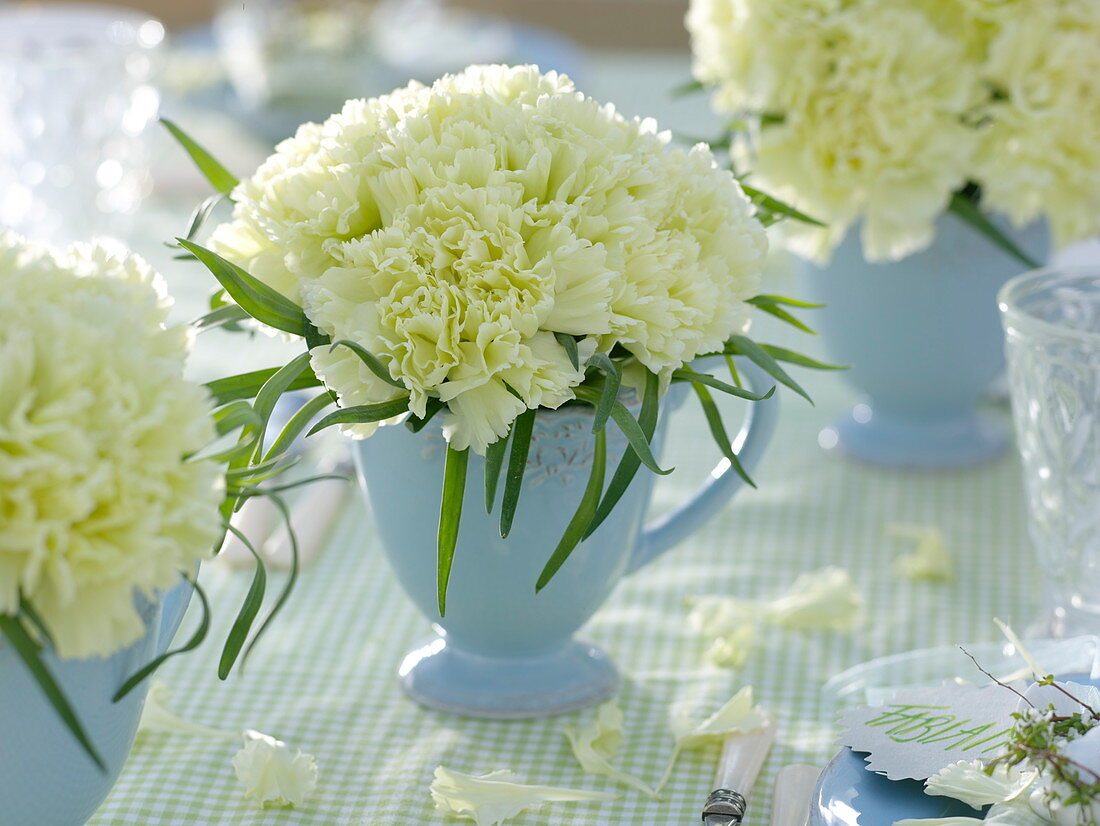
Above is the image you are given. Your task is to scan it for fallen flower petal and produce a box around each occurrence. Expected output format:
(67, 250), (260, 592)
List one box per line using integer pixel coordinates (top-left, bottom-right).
(888, 524), (954, 582)
(764, 567), (862, 631)
(137, 681), (236, 740)
(233, 729), (318, 809)
(925, 760), (1035, 810)
(704, 624), (757, 670)
(430, 766), (617, 826)
(563, 700), (658, 798)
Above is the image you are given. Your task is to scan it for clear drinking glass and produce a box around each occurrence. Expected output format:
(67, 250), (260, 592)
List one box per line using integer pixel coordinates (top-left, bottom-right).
(0, 4), (164, 244)
(1000, 266), (1100, 636)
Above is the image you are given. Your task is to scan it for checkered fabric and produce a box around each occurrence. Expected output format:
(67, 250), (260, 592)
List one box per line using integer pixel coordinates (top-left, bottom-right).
(88, 345), (1038, 825)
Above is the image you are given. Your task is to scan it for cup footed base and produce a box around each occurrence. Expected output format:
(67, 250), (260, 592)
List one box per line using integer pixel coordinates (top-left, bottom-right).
(397, 636), (619, 719)
(822, 404), (1009, 469)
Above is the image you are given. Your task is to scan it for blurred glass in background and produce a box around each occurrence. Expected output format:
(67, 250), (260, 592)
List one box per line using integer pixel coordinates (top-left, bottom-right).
(0, 3), (164, 244)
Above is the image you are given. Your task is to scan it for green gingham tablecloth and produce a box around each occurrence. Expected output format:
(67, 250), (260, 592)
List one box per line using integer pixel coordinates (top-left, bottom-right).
(87, 350), (1039, 826)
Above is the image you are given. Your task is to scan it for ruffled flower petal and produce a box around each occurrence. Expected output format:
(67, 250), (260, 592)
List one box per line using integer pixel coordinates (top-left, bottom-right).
(429, 767), (617, 826)
(232, 730), (318, 809)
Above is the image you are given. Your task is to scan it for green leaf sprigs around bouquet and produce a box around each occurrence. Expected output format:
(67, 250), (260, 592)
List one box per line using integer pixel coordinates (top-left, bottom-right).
(161, 118), (239, 195)
(948, 188), (1041, 270)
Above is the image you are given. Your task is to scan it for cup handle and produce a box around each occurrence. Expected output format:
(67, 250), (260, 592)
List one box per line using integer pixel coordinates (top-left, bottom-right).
(155, 576), (195, 657)
(626, 358), (779, 574)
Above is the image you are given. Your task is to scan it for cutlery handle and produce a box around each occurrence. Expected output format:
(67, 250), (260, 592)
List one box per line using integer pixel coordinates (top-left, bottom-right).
(769, 764), (820, 826)
(265, 479), (348, 569)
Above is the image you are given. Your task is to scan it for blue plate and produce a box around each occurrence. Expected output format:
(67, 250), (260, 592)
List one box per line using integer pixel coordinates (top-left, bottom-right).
(810, 672), (1098, 825)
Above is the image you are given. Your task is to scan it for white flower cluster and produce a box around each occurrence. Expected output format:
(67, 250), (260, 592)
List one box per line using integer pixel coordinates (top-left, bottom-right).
(210, 64), (766, 454)
(687, 0), (1100, 262)
(0, 233), (221, 659)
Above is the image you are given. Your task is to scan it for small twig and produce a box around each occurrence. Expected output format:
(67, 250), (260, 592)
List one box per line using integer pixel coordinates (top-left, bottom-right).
(959, 645), (1035, 708)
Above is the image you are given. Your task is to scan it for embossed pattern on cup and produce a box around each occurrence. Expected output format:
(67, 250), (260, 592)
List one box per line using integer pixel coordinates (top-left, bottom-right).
(1001, 267), (1100, 633)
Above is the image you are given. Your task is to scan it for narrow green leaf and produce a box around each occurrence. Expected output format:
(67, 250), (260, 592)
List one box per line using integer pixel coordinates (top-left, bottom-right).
(948, 191), (1040, 269)
(405, 397), (446, 434)
(217, 526), (267, 680)
(724, 355), (742, 388)
(671, 78), (705, 98)
(231, 472), (349, 499)
(177, 239), (312, 337)
(250, 352), (314, 462)
(555, 332), (580, 371)
(484, 432), (509, 514)
(114, 578), (211, 701)
(759, 344), (846, 371)
(18, 597), (55, 647)
(184, 192), (226, 241)
(671, 368), (776, 402)
(160, 118), (239, 194)
(241, 495), (299, 667)
(748, 300), (817, 335)
(500, 408), (536, 539)
(692, 383), (755, 489)
(535, 429), (607, 592)
(725, 334), (812, 403)
(328, 340), (403, 388)
(191, 304), (250, 332)
(226, 454), (302, 485)
(437, 446), (469, 616)
(586, 369), (660, 537)
(0, 615), (105, 771)
(740, 183), (826, 228)
(749, 294), (824, 309)
(306, 398), (410, 437)
(586, 352), (621, 434)
(573, 386), (672, 476)
(212, 400), (262, 437)
(263, 392), (334, 462)
(204, 366), (322, 406)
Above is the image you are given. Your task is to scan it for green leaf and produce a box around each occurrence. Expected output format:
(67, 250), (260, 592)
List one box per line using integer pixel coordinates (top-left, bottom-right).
(241, 495), (299, 667)
(535, 428), (607, 592)
(484, 432), (509, 514)
(231, 472), (348, 499)
(948, 190), (1040, 270)
(263, 392), (334, 462)
(555, 332), (580, 371)
(225, 454), (301, 486)
(585, 368), (660, 537)
(0, 615), (105, 771)
(191, 303), (250, 332)
(205, 366), (323, 406)
(500, 408), (536, 539)
(250, 352), (314, 462)
(212, 400), (262, 437)
(671, 78), (705, 98)
(177, 239), (313, 337)
(586, 352), (621, 434)
(114, 577), (211, 701)
(740, 183), (825, 228)
(692, 383), (755, 489)
(747, 297), (817, 335)
(574, 386), (672, 476)
(217, 525), (267, 680)
(437, 446), (469, 616)
(749, 293), (824, 309)
(183, 192), (226, 242)
(306, 398), (410, 437)
(759, 344), (846, 371)
(725, 334), (812, 403)
(160, 118), (239, 194)
(671, 368), (776, 401)
(18, 597), (55, 648)
(328, 340), (404, 388)
(405, 397), (446, 434)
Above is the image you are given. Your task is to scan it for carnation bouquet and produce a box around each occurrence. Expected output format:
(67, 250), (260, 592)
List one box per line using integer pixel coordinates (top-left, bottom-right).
(167, 65), (831, 615)
(0, 233), (307, 767)
(686, 0), (1100, 264)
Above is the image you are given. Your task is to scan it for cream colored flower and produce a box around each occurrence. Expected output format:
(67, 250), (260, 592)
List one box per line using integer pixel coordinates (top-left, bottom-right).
(212, 64), (765, 453)
(925, 760), (1035, 811)
(0, 233), (221, 659)
(764, 567), (862, 631)
(233, 730), (318, 809)
(563, 699), (657, 798)
(888, 524), (954, 582)
(429, 766), (617, 826)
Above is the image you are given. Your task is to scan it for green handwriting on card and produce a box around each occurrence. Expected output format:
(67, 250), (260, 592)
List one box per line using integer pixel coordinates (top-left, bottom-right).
(838, 684), (1023, 781)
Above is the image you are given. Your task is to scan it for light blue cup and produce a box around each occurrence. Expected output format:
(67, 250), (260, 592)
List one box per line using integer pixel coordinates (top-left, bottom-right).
(799, 213), (1048, 469)
(0, 581), (192, 826)
(354, 357), (778, 717)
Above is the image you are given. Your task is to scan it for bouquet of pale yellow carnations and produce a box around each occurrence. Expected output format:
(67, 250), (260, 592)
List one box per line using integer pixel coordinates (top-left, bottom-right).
(168, 64), (830, 613)
(687, 0), (1100, 264)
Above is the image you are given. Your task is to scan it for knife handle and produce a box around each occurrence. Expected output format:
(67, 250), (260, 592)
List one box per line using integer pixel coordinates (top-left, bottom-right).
(769, 764), (820, 826)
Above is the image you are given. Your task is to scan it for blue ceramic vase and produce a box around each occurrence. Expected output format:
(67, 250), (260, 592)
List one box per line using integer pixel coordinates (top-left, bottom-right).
(799, 213), (1049, 469)
(354, 358), (778, 718)
(0, 581), (192, 826)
